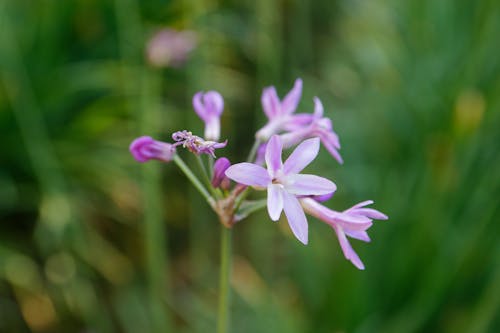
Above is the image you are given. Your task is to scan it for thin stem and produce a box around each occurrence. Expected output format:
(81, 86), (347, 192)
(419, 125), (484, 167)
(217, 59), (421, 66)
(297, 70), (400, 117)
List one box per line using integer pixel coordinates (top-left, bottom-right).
(247, 139), (262, 162)
(174, 155), (214, 206)
(208, 155), (215, 178)
(195, 155), (218, 197)
(217, 226), (232, 333)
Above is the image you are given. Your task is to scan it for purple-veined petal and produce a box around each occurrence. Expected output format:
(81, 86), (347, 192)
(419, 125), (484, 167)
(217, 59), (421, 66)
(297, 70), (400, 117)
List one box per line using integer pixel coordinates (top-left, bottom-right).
(282, 191), (308, 244)
(285, 174), (337, 196)
(313, 96), (324, 117)
(225, 163), (270, 187)
(282, 78), (303, 115)
(261, 86), (280, 119)
(265, 135), (283, 177)
(334, 226), (365, 270)
(267, 184), (284, 221)
(283, 137), (320, 174)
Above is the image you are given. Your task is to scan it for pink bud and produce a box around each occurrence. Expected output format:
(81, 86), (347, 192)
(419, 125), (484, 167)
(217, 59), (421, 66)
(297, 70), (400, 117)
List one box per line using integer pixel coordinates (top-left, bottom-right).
(211, 157), (231, 189)
(129, 136), (175, 163)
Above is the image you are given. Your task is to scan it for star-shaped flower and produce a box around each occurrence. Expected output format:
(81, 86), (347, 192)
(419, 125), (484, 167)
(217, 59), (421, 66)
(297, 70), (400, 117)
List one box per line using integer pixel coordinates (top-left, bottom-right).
(225, 135), (336, 244)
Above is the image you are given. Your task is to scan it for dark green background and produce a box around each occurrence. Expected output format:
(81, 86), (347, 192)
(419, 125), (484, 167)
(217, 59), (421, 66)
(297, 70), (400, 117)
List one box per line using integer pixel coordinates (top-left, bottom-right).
(0, 0), (498, 332)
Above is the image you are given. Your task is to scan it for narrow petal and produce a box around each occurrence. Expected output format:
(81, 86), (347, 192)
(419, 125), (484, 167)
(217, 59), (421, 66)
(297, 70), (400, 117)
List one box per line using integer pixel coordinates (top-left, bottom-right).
(267, 184), (284, 221)
(321, 137), (344, 164)
(265, 135), (283, 177)
(261, 87), (280, 119)
(282, 191), (308, 244)
(225, 163), (270, 187)
(283, 137), (320, 174)
(354, 208), (388, 220)
(334, 226), (365, 270)
(313, 96), (324, 117)
(351, 200), (374, 209)
(345, 229), (371, 242)
(285, 174), (337, 196)
(282, 78), (302, 115)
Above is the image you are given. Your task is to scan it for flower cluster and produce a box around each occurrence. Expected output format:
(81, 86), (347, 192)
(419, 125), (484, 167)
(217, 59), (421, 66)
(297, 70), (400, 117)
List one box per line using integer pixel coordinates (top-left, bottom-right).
(130, 79), (387, 269)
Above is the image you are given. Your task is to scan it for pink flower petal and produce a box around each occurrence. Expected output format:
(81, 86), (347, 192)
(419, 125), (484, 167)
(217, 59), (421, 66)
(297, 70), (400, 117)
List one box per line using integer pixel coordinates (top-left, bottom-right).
(267, 184), (284, 221)
(283, 137), (320, 174)
(282, 78), (302, 115)
(203, 91), (224, 116)
(353, 208), (388, 220)
(313, 96), (324, 117)
(345, 229), (371, 242)
(282, 191), (308, 244)
(225, 163), (270, 187)
(285, 174), (337, 196)
(193, 92), (208, 122)
(351, 200), (374, 209)
(265, 135), (283, 177)
(334, 226), (365, 270)
(261, 86), (280, 119)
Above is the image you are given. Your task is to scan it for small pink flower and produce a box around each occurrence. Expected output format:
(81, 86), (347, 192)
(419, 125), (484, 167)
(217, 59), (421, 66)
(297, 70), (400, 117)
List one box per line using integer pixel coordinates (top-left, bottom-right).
(129, 136), (176, 163)
(225, 135), (336, 244)
(300, 198), (387, 269)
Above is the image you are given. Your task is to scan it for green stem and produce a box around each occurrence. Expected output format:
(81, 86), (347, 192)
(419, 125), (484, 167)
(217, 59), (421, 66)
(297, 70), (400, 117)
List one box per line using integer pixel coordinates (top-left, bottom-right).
(195, 155), (218, 197)
(174, 155), (214, 206)
(247, 139), (261, 162)
(217, 226), (232, 333)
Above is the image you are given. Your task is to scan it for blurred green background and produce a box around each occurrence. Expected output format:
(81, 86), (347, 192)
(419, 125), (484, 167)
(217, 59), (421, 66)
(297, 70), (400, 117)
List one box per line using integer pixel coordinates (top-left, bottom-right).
(1, 0), (499, 332)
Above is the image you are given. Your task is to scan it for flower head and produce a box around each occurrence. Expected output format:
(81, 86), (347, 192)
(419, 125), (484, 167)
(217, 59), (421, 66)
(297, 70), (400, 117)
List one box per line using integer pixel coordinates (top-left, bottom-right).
(225, 135), (336, 244)
(300, 198), (387, 269)
(193, 91), (224, 141)
(172, 130), (227, 158)
(129, 136), (176, 163)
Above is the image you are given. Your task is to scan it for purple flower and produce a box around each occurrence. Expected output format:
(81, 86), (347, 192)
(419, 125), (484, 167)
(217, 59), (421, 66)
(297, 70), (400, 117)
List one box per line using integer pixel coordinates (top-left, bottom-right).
(212, 157), (231, 189)
(146, 28), (197, 68)
(300, 198), (388, 269)
(129, 136), (176, 163)
(256, 79), (303, 141)
(225, 135), (337, 244)
(172, 130), (227, 158)
(280, 97), (343, 164)
(193, 91), (224, 141)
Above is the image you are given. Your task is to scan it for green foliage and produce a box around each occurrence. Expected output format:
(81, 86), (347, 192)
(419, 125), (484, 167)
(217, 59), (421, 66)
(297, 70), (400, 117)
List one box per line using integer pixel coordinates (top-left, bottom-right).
(0, 0), (498, 332)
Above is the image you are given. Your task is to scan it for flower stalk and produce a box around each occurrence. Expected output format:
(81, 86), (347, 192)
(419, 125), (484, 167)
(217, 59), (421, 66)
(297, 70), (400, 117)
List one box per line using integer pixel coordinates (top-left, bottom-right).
(217, 226), (232, 333)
